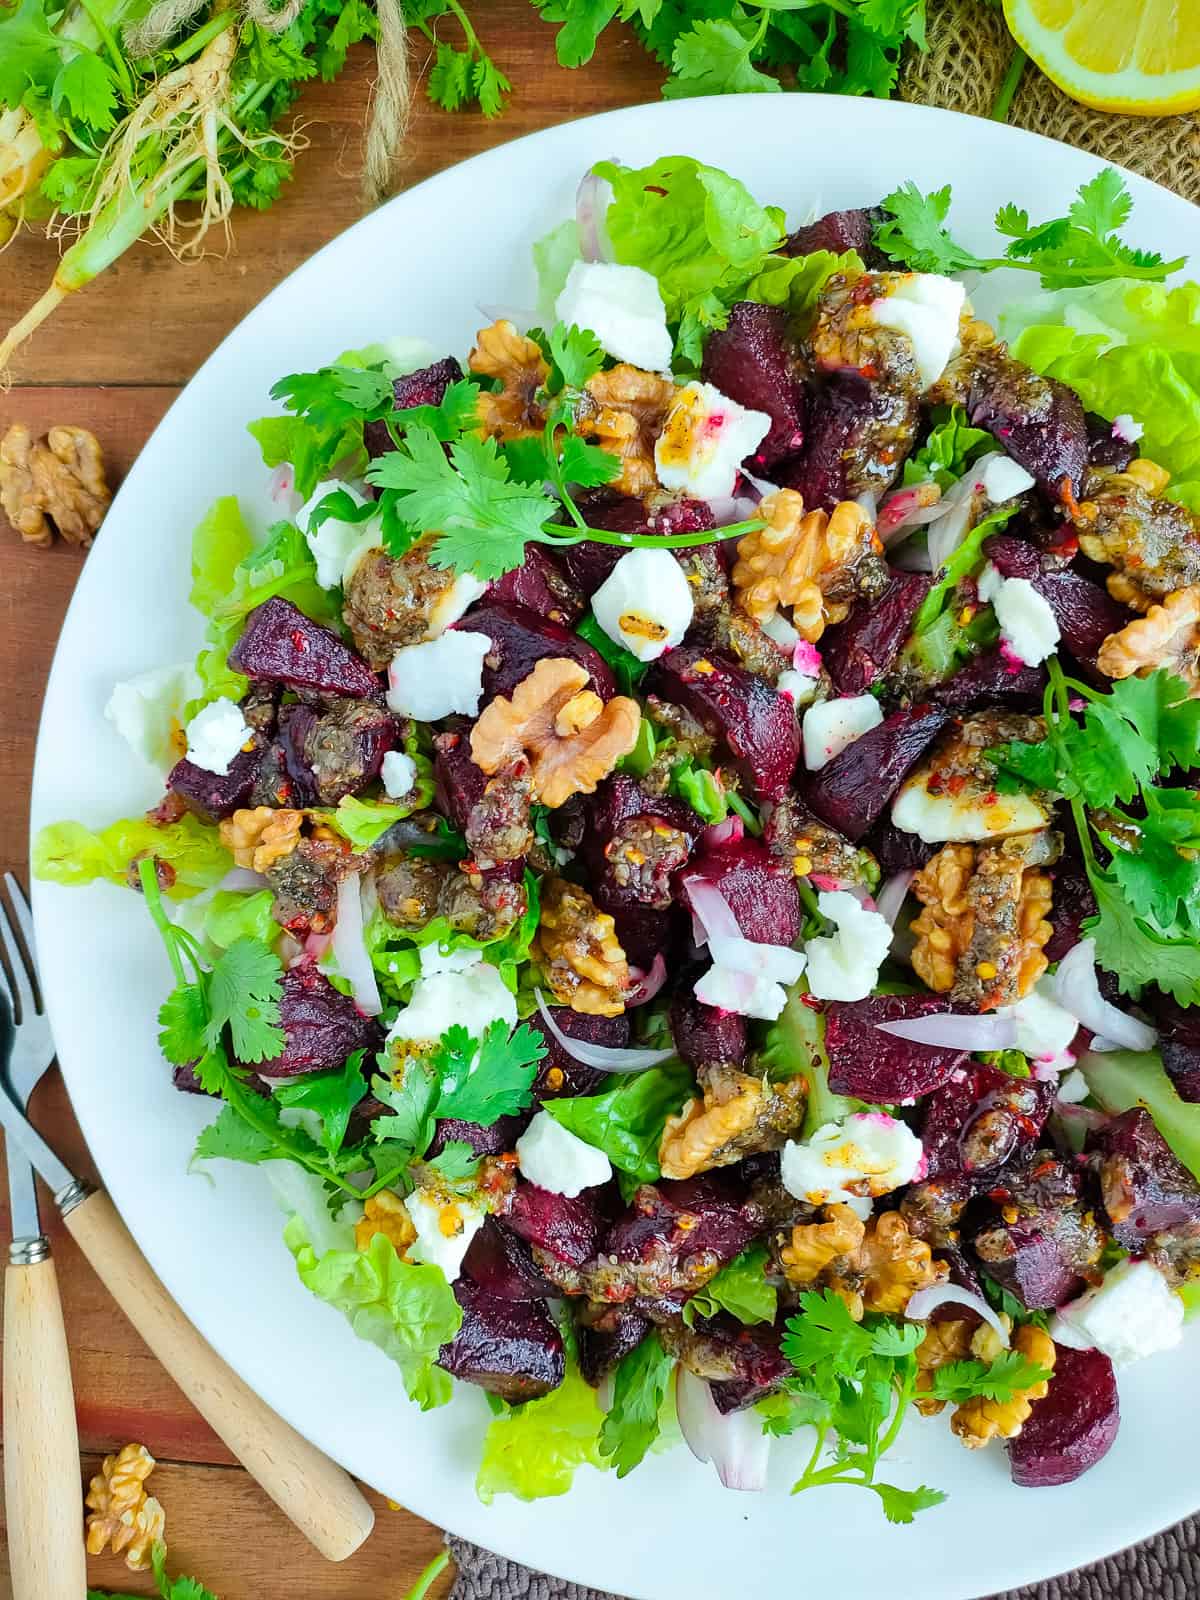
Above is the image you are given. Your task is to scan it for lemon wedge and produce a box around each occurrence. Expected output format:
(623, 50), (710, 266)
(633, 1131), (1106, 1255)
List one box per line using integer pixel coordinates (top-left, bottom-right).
(1003, 0), (1200, 115)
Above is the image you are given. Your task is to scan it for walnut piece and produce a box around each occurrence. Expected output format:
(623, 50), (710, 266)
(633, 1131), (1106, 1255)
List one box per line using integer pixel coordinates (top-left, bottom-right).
(1074, 459), (1200, 612)
(732, 489), (880, 642)
(780, 1202), (866, 1288)
(1, 422), (111, 548)
(832, 1209), (948, 1319)
(532, 874), (629, 1016)
(577, 364), (678, 498)
(219, 806), (304, 873)
(85, 1442), (165, 1571)
(470, 320), (549, 442)
(355, 1188), (417, 1255)
(658, 1072), (805, 1179)
(1097, 584), (1200, 693)
(470, 657), (641, 809)
(951, 1324), (1056, 1449)
(914, 1317), (973, 1415)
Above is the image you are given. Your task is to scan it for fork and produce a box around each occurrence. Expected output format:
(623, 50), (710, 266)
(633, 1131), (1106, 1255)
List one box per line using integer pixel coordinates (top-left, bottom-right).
(0, 875), (87, 1599)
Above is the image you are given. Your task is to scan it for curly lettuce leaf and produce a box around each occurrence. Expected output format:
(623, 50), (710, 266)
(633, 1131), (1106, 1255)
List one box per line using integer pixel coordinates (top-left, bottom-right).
(33, 814), (232, 899)
(683, 1243), (776, 1327)
(477, 1347), (609, 1502)
(532, 216), (583, 319)
(175, 889), (278, 955)
(189, 496), (254, 618)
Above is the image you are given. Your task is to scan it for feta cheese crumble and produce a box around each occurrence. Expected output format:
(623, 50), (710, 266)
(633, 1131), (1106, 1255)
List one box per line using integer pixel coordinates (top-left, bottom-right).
(654, 381), (771, 501)
(183, 696), (254, 776)
(403, 1187), (485, 1281)
(802, 694), (883, 771)
(693, 931), (807, 1021)
(385, 961), (517, 1048)
(105, 662), (199, 771)
(591, 548), (694, 662)
(980, 456), (1035, 504)
(804, 890), (893, 1002)
(777, 668), (821, 709)
(891, 769), (1050, 844)
(999, 981), (1079, 1070)
(1051, 1259), (1184, 1368)
(516, 1110), (613, 1196)
(298, 481), (378, 590)
(380, 749), (418, 800)
(386, 631), (491, 721)
(978, 562), (1060, 668)
(429, 573), (490, 637)
(781, 1112), (924, 1208)
(418, 941), (483, 978)
(871, 274), (966, 391)
(555, 260), (673, 372)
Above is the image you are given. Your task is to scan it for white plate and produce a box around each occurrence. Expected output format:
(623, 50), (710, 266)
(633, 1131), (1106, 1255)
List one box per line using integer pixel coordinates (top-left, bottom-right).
(31, 95), (1200, 1600)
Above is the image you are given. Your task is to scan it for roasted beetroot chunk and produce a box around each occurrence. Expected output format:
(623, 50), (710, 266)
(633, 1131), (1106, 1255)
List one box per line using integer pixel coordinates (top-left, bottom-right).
(362, 356), (463, 460)
(970, 1151), (1105, 1310)
(866, 819), (937, 874)
(824, 572), (932, 695)
(824, 994), (967, 1103)
(506, 1182), (612, 1266)
(276, 699), (399, 806)
(432, 720), (532, 866)
(168, 744), (263, 822)
(784, 205), (889, 267)
(608, 902), (683, 972)
(426, 1115), (525, 1159)
(575, 1301), (652, 1386)
(665, 1315), (788, 1412)
(582, 776), (700, 912)
(462, 1218), (555, 1301)
(919, 1063), (1056, 1181)
(1007, 1345), (1120, 1487)
(526, 1007), (631, 1102)
(670, 988), (749, 1072)
(784, 374), (913, 508)
(455, 602), (616, 701)
(1085, 410), (1136, 473)
(1045, 867), (1098, 963)
(682, 836), (802, 946)
(984, 534), (1132, 666)
(489, 545), (585, 627)
(254, 964), (383, 1078)
(1147, 996), (1200, 1103)
(649, 648), (799, 801)
(932, 648), (1047, 712)
(1087, 1108), (1200, 1247)
(602, 1175), (761, 1289)
(561, 495), (716, 596)
(968, 356), (1088, 500)
(229, 597), (380, 699)
(700, 302), (805, 470)
(804, 703), (949, 840)
(438, 1280), (565, 1402)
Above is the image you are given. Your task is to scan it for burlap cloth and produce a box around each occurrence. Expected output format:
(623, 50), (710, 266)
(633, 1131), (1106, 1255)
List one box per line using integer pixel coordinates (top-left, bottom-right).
(449, 7), (1199, 1593)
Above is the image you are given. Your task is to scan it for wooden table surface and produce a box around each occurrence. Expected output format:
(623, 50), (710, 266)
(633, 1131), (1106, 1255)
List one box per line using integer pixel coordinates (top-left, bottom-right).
(0, 13), (661, 1593)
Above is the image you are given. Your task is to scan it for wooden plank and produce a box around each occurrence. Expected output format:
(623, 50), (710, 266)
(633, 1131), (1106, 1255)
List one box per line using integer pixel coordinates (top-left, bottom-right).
(0, 1455), (449, 1600)
(1, 7), (665, 387)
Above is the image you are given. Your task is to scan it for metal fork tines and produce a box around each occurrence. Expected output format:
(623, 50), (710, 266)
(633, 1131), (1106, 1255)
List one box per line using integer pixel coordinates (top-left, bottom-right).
(0, 874), (55, 1264)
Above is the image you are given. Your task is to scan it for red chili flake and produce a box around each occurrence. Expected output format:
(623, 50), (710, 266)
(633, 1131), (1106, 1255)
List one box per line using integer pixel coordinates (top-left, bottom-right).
(946, 774), (968, 796)
(981, 790), (998, 806)
(291, 629), (308, 651)
(799, 992), (823, 1011)
(859, 363), (879, 381)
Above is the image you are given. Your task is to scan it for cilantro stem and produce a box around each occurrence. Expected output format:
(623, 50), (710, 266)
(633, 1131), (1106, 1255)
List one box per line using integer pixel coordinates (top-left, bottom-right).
(550, 516), (763, 551)
(403, 1550), (451, 1600)
(138, 858), (188, 989)
(989, 45), (1026, 123)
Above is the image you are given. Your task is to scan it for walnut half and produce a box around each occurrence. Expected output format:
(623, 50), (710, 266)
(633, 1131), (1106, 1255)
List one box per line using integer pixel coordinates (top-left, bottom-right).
(85, 1442), (165, 1572)
(732, 489), (880, 642)
(532, 874), (629, 1016)
(1, 422), (111, 547)
(1097, 585), (1200, 694)
(219, 806), (304, 873)
(951, 1324), (1056, 1449)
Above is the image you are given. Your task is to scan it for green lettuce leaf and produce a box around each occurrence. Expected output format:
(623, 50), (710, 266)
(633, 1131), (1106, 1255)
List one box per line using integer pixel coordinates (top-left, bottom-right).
(759, 984), (861, 1138)
(477, 1347), (608, 1502)
(901, 405), (994, 489)
(532, 217), (583, 319)
(683, 1243), (776, 1327)
(189, 496), (254, 618)
(175, 889), (278, 955)
(742, 248), (861, 327)
(366, 871), (541, 999)
(541, 1060), (692, 1183)
(33, 814), (232, 899)
(284, 1221), (462, 1409)
(1078, 1048), (1200, 1182)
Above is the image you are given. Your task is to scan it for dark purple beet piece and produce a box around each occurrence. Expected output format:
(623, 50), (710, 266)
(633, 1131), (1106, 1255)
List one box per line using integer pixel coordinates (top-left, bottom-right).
(607, 902), (683, 972)
(670, 988), (748, 1072)
(603, 1175), (760, 1280)
(276, 699), (399, 807)
(984, 534), (1132, 665)
(824, 572), (932, 695)
(920, 1063), (1056, 1181)
(702, 1323), (788, 1414)
(784, 205), (889, 268)
(526, 1007), (631, 1102)
(506, 1183), (611, 1266)
(426, 1116), (525, 1159)
(1087, 1108), (1200, 1248)
(462, 1218), (555, 1301)
(933, 648), (1047, 711)
(983, 533), (1041, 580)
(1085, 410), (1136, 473)
(701, 302), (805, 469)
(432, 720), (487, 840)
(1045, 867), (1097, 963)
(783, 374), (909, 509)
(1147, 995), (1200, 1103)
(575, 1302), (652, 1386)
(968, 359), (1088, 500)
(362, 356), (463, 460)
(254, 964), (383, 1078)
(866, 819), (937, 874)
(824, 994), (967, 1103)
(804, 703), (949, 841)
(970, 1153), (1102, 1310)
(649, 647), (799, 801)
(168, 743), (263, 822)
(489, 545), (584, 628)
(173, 1061), (214, 1097)
(1007, 1345), (1119, 1487)
(229, 597), (380, 699)
(582, 776), (700, 912)
(438, 1280), (565, 1402)
(455, 602), (615, 702)
(561, 495), (716, 595)
(682, 836), (802, 946)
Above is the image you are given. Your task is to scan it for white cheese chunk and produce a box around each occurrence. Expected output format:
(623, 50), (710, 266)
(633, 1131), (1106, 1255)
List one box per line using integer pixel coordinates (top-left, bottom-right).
(891, 768), (1050, 844)
(981, 455), (1035, 504)
(429, 573), (490, 637)
(694, 961), (790, 1022)
(386, 631), (491, 721)
(802, 694), (883, 772)
(516, 1110), (613, 1196)
(654, 381), (771, 501)
(978, 563), (1061, 667)
(419, 941), (486, 978)
(298, 481), (378, 590)
(781, 1113), (924, 1207)
(1055, 1068), (1090, 1104)
(385, 961), (517, 1048)
(555, 260), (673, 372)
(759, 611), (800, 650)
(380, 749), (417, 799)
(804, 890), (893, 1002)
(871, 273), (966, 391)
(1051, 1259), (1184, 1368)
(777, 670), (821, 709)
(403, 1187), (485, 1282)
(183, 696), (254, 776)
(105, 662), (199, 771)
(1000, 981), (1080, 1068)
(591, 548), (694, 662)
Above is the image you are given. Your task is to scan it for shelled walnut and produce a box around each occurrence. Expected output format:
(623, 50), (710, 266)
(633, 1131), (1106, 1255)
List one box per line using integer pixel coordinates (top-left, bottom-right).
(85, 1442), (165, 1572)
(1, 422), (110, 547)
(732, 489), (880, 641)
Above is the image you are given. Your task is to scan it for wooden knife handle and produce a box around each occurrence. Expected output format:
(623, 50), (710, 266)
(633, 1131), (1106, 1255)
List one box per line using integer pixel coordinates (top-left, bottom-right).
(3, 1252), (88, 1600)
(62, 1188), (374, 1563)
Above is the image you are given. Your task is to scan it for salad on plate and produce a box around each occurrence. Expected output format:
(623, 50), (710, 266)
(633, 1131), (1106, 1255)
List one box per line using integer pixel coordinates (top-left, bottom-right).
(36, 152), (1200, 1520)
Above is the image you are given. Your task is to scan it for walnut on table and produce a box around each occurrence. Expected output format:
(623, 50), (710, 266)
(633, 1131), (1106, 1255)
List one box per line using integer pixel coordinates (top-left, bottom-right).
(732, 489), (881, 642)
(951, 1324), (1056, 1449)
(1097, 584), (1200, 694)
(0, 422), (111, 548)
(531, 874), (629, 1017)
(84, 1442), (165, 1572)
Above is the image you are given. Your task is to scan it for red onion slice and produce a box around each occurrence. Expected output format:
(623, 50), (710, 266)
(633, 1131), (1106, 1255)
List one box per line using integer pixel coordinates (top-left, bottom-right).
(904, 1283), (1011, 1345)
(702, 816), (744, 850)
(682, 876), (742, 944)
(626, 954), (668, 1007)
(706, 493), (761, 525)
(576, 168), (613, 264)
(674, 1367), (771, 1492)
(877, 481), (943, 545)
(268, 462), (302, 518)
(332, 874), (382, 1016)
(535, 990), (674, 1072)
(1053, 940), (1157, 1053)
(876, 1013), (1019, 1050)
(874, 869), (915, 929)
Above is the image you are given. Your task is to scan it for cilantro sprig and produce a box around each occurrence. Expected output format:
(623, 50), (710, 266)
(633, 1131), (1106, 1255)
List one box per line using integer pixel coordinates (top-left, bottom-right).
(598, 1329), (675, 1476)
(89, 1540), (217, 1600)
(926, 1350), (1053, 1405)
(876, 169), (1185, 290)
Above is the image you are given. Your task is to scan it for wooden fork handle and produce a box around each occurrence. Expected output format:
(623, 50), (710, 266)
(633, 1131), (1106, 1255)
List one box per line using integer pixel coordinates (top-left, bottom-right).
(3, 1250), (88, 1600)
(62, 1188), (375, 1563)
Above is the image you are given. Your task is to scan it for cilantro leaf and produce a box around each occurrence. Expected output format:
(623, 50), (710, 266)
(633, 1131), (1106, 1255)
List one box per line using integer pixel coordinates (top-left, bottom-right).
(1085, 872), (1200, 1005)
(874, 182), (984, 275)
(434, 1019), (545, 1124)
(546, 321), (606, 390)
(207, 938), (286, 1064)
(598, 1330), (674, 1476)
(371, 1063), (440, 1158)
(270, 363), (394, 434)
(558, 433), (622, 490)
(158, 983), (210, 1068)
(535, 0), (620, 67)
(393, 376), (482, 443)
(870, 1482), (948, 1524)
(192, 1104), (278, 1167)
(51, 50), (117, 132)
(927, 1351), (1054, 1404)
(425, 1139), (482, 1182)
(273, 1050), (368, 1156)
(683, 1244), (777, 1327)
(1103, 792), (1200, 934)
(664, 18), (783, 98)
(427, 41), (474, 110)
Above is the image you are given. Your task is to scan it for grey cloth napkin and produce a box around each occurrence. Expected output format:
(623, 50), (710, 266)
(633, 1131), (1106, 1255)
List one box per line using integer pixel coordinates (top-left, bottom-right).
(446, 1518), (1200, 1600)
